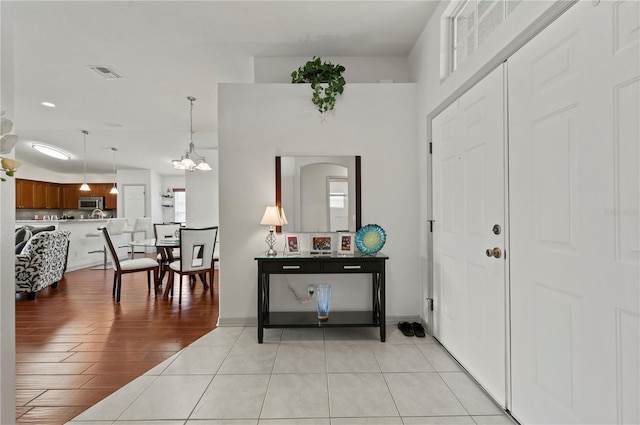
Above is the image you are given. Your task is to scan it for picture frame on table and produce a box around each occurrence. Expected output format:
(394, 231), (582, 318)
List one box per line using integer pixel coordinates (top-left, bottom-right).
(285, 234), (300, 255)
(310, 234), (332, 254)
(338, 232), (355, 255)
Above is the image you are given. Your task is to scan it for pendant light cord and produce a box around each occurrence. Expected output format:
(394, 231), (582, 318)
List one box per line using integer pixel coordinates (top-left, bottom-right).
(82, 130), (88, 184)
(112, 148), (117, 186)
(189, 96), (194, 148)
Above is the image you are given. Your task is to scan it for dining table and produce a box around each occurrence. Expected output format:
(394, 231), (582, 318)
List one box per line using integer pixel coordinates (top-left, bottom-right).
(129, 237), (180, 293)
(130, 236), (217, 297)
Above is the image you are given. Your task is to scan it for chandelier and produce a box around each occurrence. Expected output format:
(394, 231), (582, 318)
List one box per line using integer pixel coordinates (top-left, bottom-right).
(173, 96), (211, 172)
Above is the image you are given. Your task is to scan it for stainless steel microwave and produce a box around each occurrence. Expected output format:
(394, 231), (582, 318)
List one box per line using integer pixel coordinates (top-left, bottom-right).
(78, 196), (104, 210)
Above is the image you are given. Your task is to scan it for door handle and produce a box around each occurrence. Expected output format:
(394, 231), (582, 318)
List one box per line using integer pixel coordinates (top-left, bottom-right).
(485, 247), (502, 258)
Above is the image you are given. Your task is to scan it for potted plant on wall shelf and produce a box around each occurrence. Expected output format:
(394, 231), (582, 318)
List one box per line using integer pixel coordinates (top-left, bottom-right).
(291, 57), (346, 114)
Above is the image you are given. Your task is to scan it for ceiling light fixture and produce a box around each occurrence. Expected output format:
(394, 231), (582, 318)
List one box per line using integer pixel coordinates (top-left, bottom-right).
(79, 130), (91, 191)
(41, 102), (56, 108)
(32, 143), (70, 160)
(173, 96), (211, 172)
(109, 147), (118, 194)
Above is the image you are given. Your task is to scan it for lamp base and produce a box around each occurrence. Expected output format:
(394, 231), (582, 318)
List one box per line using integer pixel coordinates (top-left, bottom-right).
(265, 229), (278, 256)
(265, 248), (278, 257)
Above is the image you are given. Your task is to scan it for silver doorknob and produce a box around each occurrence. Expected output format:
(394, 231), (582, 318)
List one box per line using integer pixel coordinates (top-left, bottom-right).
(486, 247), (502, 258)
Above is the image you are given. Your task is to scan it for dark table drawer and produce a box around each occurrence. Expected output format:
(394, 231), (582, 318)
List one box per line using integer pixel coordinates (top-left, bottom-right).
(261, 261), (322, 273)
(322, 260), (382, 273)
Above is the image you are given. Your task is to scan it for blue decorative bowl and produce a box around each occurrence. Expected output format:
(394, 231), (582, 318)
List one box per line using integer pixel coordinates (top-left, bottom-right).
(355, 224), (386, 254)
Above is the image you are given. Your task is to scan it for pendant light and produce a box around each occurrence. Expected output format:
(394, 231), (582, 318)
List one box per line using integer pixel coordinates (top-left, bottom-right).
(109, 147), (118, 194)
(173, 96), (212, 172)
(79, 130), (91, 191)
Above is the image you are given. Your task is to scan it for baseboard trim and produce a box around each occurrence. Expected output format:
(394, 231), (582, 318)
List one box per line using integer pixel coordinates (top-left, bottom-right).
(216, 315), (423, 328)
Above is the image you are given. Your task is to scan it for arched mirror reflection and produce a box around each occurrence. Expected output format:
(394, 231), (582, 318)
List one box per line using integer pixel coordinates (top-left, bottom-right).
(276, 156), (361, 233)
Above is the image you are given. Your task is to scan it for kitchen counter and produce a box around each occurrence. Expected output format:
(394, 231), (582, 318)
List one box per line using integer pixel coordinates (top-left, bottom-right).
(16, 219), (129, 271)
(17, 218), (110, 224)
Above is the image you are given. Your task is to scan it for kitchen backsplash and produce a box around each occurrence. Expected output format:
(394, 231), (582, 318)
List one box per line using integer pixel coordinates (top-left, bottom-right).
(16, 209), (116, 221)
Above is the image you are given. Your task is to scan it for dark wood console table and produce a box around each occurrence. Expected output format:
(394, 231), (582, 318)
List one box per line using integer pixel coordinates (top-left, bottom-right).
(255, 252), (388, 343)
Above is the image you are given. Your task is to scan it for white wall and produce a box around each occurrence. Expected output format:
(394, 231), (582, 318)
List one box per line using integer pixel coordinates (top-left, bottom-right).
(161, 176), (186, 193)
(116, 169), (164, 240)
(218, 83), (419, 325)
(185, 149), (218, 228)
(0, 179), (16, 424)
(0, 4), (16, 419)
(13, 159), (112, 184)
(255, 56), (409, 83)
(149, 170), (162, 229)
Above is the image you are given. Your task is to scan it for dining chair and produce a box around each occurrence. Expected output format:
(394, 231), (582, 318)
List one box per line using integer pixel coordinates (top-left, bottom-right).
(153, 223), (182, 282)
(101, 227), (160, 302)
(123, 217), (152, 256)
(86, 218), (128, 269)
(166, 226), (218, 305)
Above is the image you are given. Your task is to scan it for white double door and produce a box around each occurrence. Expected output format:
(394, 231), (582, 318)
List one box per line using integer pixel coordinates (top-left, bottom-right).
(508, 1), (639, 424)
(432, 64), (507, 407)
(432, 1), (639, 423)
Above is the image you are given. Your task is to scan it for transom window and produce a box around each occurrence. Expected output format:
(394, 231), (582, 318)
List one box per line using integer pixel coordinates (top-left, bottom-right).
(451, 0), (521, 72)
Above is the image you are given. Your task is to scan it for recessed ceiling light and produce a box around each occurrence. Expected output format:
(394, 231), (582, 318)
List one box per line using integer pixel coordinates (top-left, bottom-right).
(41, 102), (56, 108)
(32, 143), (70, 160)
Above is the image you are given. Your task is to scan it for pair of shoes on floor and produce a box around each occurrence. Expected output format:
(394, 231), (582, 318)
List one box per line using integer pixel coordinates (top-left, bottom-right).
(398, 321), (426, 338)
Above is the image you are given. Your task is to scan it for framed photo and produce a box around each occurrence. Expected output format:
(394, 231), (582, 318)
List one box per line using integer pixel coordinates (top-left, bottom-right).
(338, 233), (354, 255)
(310, 234), (332, 254)
(285, 234), (300, 255)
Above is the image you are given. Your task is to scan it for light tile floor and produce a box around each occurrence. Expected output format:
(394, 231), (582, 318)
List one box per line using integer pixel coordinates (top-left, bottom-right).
(68, 325), (517, 425)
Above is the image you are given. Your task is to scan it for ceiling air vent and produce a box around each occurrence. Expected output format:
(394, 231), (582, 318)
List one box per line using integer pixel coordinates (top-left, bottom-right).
(88, 65), (124, 80)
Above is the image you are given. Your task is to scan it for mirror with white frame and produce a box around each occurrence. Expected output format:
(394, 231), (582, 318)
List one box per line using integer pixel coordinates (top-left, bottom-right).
(276, 156), (361, 233)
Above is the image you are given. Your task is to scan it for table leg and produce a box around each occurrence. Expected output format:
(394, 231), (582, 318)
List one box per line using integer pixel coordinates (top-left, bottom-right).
(258, 270), (264, 343)
(379, 263), (386, 342)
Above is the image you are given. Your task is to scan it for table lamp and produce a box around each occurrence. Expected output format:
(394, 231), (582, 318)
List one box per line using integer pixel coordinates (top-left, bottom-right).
(260, 205), (287, 256)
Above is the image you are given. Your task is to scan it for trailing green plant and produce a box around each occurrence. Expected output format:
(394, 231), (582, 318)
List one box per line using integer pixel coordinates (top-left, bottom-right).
(291, 57), (346, 114)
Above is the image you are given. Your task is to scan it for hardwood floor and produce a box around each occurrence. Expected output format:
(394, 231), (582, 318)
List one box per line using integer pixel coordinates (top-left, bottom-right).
(15, 260), (219, 424)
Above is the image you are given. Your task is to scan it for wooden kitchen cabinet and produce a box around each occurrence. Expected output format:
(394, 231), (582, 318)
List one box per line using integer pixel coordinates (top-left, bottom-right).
(88, 183), (117, 209)
(33, 181), (47, 209)
(46, 183), (61, 209)
(16, 179), (36, 208)
(16, 180), (117, 210)
(62, 184), (80, 209)
(103, 185), (117, 209)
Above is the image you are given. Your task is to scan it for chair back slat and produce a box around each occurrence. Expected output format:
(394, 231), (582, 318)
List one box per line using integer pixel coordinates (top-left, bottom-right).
(106, 218), (128, 235)
(179, 226), (218, 273)
(132, 217), (151, 233)
(100, 228), (121, 272)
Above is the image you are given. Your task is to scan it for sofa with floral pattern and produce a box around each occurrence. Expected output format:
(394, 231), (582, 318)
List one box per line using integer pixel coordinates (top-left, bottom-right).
(15, 230), (71, 299)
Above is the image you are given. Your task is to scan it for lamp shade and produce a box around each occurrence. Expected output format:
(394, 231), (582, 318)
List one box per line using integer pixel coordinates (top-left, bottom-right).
(195, 161), (212, 171)
(260, 205), (287, 226)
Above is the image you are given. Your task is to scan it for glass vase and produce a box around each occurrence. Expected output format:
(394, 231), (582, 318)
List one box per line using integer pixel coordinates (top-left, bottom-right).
(316, 283), (331, 321)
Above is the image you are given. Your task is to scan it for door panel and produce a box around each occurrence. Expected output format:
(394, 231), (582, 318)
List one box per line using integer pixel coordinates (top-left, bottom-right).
(509, 1), (639, 423)
(123, 185), (145, 221)
(432, 65), (506, 407)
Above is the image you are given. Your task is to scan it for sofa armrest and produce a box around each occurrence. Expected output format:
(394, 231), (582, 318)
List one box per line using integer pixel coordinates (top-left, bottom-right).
(16, 254), (32, 268)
